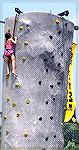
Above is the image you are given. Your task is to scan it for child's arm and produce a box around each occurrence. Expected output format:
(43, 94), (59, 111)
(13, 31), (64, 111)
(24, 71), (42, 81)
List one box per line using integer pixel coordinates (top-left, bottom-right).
(11, 36), (17, 44)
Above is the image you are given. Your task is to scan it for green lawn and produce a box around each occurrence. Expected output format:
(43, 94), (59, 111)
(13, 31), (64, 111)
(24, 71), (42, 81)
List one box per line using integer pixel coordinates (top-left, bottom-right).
(64, 123), (79, 150)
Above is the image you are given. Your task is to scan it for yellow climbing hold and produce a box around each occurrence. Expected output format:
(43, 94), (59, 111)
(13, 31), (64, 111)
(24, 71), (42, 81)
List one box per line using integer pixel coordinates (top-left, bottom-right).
(72, 117), (76, 123)
(24, 133), (28, 138)
(6, 97), (10, 102)
(4, 115), (7, 120)
(26, 99), (31, 104)
(19, 26), (24, 30)
(24, 41), (28, 46)
(16, 113), (20, 117)
(15, 83), (20, 88)
(12, 102), (16, 107)
(6, 130), (9, 135)
(56, 19), (60, 24)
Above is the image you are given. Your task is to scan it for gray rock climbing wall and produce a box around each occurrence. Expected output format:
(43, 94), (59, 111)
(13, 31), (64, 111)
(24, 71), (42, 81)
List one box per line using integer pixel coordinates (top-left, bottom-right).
(2, 12), (74, 150)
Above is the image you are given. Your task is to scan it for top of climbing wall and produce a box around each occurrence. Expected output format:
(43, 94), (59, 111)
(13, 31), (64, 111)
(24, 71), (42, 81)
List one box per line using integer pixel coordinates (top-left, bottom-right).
(4, 12), (74, 33)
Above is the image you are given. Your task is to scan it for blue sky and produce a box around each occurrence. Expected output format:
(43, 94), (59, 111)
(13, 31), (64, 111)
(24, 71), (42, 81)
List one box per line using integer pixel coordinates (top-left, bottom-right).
(0, 1), (79, 124)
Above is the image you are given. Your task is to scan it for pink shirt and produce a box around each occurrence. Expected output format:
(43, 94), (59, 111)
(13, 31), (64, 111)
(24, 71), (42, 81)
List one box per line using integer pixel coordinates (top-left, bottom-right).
(5, 40), (13, 50)
(4, 40), (14, 56)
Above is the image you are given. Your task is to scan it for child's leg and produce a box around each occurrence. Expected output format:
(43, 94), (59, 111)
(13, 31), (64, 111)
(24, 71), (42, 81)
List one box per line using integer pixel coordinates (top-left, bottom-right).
(11, 54), (16, 75)
(4, 56), (9, 75)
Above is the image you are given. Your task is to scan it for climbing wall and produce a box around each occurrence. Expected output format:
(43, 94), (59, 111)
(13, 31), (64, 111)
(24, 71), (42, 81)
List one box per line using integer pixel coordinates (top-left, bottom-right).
(2, 12), (74, 150)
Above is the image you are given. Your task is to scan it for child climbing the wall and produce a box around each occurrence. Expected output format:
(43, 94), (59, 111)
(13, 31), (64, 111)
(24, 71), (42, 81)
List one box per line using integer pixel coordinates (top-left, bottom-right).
(4, 29), (17, 78)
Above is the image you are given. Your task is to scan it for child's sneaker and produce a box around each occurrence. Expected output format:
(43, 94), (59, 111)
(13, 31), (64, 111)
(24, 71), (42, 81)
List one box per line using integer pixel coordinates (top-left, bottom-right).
(12, 71), (17, 78)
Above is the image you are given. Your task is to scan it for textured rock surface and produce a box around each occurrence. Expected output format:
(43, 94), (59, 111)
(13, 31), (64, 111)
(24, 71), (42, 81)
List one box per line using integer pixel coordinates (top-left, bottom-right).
(2, 12), (74, 150)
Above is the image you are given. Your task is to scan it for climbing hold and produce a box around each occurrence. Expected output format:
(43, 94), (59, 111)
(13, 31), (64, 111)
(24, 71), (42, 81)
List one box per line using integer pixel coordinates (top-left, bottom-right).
(52, 55), (54, 58)
(24, 41), (28, 46)
(45, 137), (48, 141)
(54, 135), (56, 138)
(16, 113), (20, 117)
(12, 102), (16, 107)
(15, 82), (21, 88)
(61, 53), (63, 57)
(50, 85), (53, 89)
(53, 97), (55, 101)
(57, 63), (61, 67)
(24, 133), (28, 138)
(65, 23), (68, 27)
(46, 101), (48, 105)
(4, 115), (7, 120)
(61, 123), (63, 126)
(50, 116), (53, 120)
(19, 26), (24, 30)
(57, 82), (61, 86)
(26, 99), (30, 104)
(39, 117), (42, 121)
(72, 117), (76, 123)
(46, 68), (48, 73)
(49, 35), (53, 40)
(56, 19), (60, 24)
(6, 97), (10, 102)
(6, 131), (9, 135)
(22, 57), (26, 62)
(44, 58), (48, 62)
(39, 81), (41, 85)
(57, 30), (61, 35)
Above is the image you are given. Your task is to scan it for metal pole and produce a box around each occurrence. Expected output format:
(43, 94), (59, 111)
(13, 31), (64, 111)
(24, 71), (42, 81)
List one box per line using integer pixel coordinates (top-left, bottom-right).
(0, 21), (5, 24)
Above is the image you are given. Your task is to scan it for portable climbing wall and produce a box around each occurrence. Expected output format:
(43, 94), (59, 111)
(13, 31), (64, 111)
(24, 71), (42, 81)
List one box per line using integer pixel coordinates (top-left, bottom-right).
(2, 12), (74, 150)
